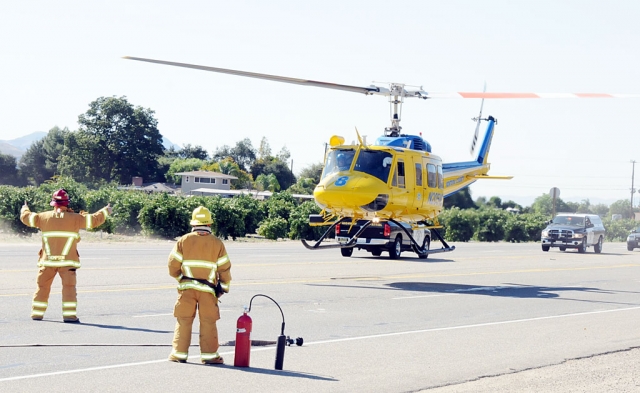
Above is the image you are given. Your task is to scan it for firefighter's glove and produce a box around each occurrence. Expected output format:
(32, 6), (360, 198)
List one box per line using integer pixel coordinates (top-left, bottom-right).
(215, 282), (225, 298)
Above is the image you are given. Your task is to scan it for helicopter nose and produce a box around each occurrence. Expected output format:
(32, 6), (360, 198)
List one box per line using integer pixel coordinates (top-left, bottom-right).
(314, 174), (383, 208)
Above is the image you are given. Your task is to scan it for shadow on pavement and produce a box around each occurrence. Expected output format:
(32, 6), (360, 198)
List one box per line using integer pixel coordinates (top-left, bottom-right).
(43, 320), (172, 333)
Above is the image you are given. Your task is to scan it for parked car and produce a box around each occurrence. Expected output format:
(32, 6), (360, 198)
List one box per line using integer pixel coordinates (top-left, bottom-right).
(627, 226), (640, 251)
(541, 213), (605, 253)
(335, 219), (431, 259)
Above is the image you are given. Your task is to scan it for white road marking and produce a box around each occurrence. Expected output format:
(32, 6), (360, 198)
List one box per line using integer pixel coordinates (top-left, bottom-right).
(3, 305), (640, 382)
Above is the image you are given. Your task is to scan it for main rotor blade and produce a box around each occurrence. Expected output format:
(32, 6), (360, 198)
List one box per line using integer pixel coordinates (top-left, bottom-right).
(123, 56), (379, 96)
(424, 92), (640, 98)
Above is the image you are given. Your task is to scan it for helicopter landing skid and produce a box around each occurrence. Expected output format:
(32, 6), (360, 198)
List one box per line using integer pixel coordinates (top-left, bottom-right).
(388, 219), (455, 256)
(301, 220), (373, 250)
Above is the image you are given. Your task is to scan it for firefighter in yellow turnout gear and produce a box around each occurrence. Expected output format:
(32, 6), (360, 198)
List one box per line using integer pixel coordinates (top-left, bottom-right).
(20, 189), (111, 323)
(168, 206), (232, 364)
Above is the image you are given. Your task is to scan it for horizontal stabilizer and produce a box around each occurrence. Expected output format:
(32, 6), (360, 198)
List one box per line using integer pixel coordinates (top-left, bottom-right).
(471, 174), (513, 180)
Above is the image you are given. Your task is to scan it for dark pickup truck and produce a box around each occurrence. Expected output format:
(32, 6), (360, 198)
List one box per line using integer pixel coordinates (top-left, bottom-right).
(335, 219), (431, 259)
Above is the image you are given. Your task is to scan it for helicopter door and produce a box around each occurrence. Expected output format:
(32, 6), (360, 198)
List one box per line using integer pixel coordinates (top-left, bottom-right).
(424, 161), (438, 208)
(413, 160), (423, 211)
(391, 158), (409, 210)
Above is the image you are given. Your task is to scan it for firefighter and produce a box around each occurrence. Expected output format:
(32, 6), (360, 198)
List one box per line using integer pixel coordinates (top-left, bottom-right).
(167, 206), (232, 365)
(20, 189), (111, 323)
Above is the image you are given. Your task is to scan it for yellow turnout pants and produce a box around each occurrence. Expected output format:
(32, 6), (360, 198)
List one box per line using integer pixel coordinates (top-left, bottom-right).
(171, 289), (220, 362)
(32, 266), (78, 319)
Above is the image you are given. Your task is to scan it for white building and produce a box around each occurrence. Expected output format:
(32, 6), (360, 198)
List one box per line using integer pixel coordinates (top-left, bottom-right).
(176, 171), (238, 195)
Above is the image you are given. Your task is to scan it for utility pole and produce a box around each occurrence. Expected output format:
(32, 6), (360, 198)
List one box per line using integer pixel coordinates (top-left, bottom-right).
(632, 160), (636, 213)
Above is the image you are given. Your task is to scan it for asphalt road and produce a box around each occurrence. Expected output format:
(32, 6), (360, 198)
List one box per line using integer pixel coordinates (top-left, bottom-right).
(1, 237), (640, 392)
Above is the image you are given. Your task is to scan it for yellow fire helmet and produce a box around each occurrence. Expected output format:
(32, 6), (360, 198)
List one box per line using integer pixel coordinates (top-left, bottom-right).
(190, 206), (213, 226)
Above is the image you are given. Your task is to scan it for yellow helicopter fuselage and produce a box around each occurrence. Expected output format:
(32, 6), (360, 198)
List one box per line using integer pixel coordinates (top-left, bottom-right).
(314, 117), (506, 225)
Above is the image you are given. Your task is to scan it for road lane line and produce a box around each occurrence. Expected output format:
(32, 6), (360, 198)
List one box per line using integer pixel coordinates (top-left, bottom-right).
(2, 305), (640, 383)
(303, 305), (640, 345)
(2, 263), (640, 297)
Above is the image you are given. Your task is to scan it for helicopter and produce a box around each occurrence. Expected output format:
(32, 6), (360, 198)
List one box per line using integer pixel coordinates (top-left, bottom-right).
(123, 56), (631, 257)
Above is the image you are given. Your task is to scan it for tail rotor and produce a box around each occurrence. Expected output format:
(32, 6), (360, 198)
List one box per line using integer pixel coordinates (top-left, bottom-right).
(470, 82), (487, 156)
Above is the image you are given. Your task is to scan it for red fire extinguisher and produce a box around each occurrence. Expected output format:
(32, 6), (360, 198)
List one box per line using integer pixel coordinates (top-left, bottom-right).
(234, 307), (252, 367)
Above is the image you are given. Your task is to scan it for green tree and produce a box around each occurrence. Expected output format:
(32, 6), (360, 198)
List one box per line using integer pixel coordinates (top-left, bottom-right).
(298, 162), (323, 184)
(530, 194), (572, 217)
(251, 158), (295, 190)
(592, 203), (609, 217)
(178, 144), (209, 160)
(257, 136), (272, 160)
(165, 158), (207, 184)
(62, 96), (164, 184)
(255, 173), (280, 192)
(444, 187), (476, 209)
(487, 196), (502, 209)
(202, 157), (253, 190)
(501, 200), (523, 211)
(609, 199), (633, 219)
(576, 199), (592, 214)
(288, 177), (316, 195)
(19, 139), (50, 185)
(42, 126), (69, 175)
(212, 138), (256, 171)
(0, 153), (21, 186)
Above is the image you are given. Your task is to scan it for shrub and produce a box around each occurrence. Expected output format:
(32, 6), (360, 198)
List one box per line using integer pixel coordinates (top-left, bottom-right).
(503, 214), (528, 242)
(475, 208), (508, 242)
(258, 217), (288, 240)
(440, 207), (476, 242)
(288, 200), (324, 240)
(229, 195), (265, 235)
(139, 193), (191, 239)
(0, 185), (40, 235)
(603, 217), (637, 241)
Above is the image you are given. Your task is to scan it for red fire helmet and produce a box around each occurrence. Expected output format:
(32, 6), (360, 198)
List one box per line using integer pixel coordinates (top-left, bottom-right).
(50, 189), (70, 207)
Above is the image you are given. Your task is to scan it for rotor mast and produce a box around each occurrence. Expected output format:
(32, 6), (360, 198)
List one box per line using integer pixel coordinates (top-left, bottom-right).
(385, 83), (406, 137)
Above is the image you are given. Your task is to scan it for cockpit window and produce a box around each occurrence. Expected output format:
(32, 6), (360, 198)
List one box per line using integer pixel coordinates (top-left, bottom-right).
(321, 149), (356, 179)
(353, 150), (393, 183)
(553, 216), (585, 226)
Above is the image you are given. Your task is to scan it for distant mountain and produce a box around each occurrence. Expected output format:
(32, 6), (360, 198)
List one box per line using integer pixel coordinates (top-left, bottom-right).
(163, 137), (181, 150)
(0, 132), (47, 150)
(0, 142), (25, 158)
(0, 131), (48, 159)
(0, 131), (180, 159)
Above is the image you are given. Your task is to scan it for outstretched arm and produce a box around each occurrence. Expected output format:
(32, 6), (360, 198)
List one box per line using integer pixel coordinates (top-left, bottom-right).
(83, 203), (112, 229)
(20, 201), (39, 228)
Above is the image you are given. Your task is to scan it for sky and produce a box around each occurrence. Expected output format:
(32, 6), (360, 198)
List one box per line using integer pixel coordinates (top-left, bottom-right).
(1, 0), (640, 207)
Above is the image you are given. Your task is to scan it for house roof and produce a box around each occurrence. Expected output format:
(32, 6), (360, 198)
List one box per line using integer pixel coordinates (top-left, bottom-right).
(141, 183), (176, 192)
(175, 170), (238, 180)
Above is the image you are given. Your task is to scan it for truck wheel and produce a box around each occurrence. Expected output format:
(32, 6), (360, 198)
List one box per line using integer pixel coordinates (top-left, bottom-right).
(418, 238), (430, 259)
(628, 245), (635, 252)
(559, 247), (566, 252)
(542, 245), (550, 252)
(594, 237), (603, 254)
(371, 249), (382, 256)
(340, 248), (353, 257)
(578, 238), (586, 253)
(388, 236), (402, 259)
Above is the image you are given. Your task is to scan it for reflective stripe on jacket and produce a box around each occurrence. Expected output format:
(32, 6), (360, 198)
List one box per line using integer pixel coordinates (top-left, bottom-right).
(168, 230), (232, 295)
(20, 206), (109, 267)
